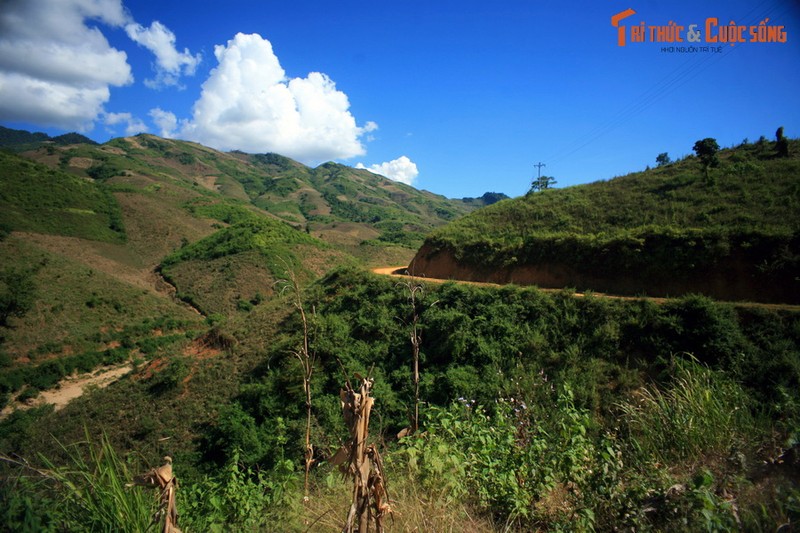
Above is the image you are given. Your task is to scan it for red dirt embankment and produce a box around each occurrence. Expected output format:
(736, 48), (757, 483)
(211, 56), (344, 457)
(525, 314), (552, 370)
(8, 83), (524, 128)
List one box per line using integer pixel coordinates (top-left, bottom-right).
(395, 243), (800, 310)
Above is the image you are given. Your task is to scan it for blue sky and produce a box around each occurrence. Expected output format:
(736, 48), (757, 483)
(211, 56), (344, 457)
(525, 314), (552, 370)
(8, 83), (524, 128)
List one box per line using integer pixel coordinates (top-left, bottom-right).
(1, 0), (798, 198)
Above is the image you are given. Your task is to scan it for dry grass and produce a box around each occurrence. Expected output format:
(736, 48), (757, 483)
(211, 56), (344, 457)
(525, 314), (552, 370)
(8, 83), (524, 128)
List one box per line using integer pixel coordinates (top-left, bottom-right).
(296, 477), (498, 533)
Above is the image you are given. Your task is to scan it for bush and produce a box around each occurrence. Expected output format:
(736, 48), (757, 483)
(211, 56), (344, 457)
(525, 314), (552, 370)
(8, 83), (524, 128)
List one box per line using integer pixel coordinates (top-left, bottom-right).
(0, 267), (36, 327)
(400, 384), (625, 529)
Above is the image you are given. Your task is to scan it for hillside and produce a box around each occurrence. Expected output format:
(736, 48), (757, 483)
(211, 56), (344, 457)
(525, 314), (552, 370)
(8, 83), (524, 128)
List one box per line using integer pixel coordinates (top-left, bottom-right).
(410, 138), (800, 304)
(7, 132), (487, 263)
(0, 129), (485, 421)
(0, 151), (124, 242)
(1, 128), (799, 531)
(0, 125), (96, 150)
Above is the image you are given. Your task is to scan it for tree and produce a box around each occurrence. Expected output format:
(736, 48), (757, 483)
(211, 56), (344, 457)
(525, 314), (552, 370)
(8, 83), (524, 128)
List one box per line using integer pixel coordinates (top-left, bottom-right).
(656, 152), (671, 167)
(529, 175), (557, 194)
(692, 138), (720, 182)
(776, 126), (789, 158)
(399, 275), (425, 434)
(277, 267), (316, 502)
(0, 268), (36, 327)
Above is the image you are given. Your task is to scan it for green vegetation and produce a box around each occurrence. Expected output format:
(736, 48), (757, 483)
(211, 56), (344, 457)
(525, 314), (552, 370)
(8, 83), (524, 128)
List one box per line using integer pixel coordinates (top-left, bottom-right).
(0, 267), (36, 327)
(1, 128), (798, 531)
(529, 174), (557, 193)
(2, 267), (798, 530)
(418, 138), (800, 303)
(0, 151), (125, 242)
(162, 218), (318, 268)
(0, 125), (96, 151)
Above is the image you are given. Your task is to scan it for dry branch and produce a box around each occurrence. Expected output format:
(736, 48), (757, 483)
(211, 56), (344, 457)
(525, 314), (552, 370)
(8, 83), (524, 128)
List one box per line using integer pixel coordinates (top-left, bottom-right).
(277, 265), (317, 501)
(130, 456), (181, 533)
(333, 375), (393, 533)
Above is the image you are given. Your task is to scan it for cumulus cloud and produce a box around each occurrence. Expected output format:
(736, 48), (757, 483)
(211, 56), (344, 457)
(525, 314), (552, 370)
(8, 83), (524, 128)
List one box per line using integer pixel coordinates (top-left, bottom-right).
(149, 107), (181, 138)
(0, 0), (132, 130)
(180, 33), (375, 164)
(104, 111), (147, 135)
(125, 21), (202, 88)
(0, 0), (200, 131)
(356, 156), (419, 186)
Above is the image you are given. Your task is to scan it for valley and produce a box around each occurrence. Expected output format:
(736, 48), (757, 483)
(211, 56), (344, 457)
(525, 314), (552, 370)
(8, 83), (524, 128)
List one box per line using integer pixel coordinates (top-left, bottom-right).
(0, 128), (798, 531)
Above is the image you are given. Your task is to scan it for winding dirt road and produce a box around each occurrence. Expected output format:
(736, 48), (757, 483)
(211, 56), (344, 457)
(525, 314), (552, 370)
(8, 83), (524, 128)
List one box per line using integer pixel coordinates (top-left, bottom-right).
(370, 266), (800, 311)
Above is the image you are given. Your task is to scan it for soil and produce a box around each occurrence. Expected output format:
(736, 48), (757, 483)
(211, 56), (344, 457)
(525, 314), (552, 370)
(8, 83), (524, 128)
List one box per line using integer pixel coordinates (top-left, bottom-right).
(0, 364), (133, 419)
(372, 264), (800, 312)
(405, 243), (800, 309)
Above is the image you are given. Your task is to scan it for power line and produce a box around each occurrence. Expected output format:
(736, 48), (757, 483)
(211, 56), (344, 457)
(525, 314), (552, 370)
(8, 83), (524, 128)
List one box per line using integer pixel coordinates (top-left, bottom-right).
(541, 0), (788, 166)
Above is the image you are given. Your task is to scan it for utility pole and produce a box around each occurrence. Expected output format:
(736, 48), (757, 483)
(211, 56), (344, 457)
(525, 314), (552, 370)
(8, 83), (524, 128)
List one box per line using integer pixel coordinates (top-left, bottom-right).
(534, 162), (546, 178)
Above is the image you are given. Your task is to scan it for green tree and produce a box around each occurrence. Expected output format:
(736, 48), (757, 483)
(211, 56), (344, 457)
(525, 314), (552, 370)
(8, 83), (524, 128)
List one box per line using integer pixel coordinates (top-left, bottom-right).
(776, 126), (789, 158)
(656, 152), (671, 167)
(0, 268), (36, 327)
(692, 138), (720, 182)
(529, 175), (557, 194)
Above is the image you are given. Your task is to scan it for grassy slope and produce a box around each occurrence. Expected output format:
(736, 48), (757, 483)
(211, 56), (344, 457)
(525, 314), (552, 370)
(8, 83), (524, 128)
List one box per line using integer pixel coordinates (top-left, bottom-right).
(432, 143), (799, 241)
(0, 134), (350, 409)
(160, 216), (353, 316)
(417, 140), (800, 298)
(0, 151), (125, 242)
(104, 135), (474, 251)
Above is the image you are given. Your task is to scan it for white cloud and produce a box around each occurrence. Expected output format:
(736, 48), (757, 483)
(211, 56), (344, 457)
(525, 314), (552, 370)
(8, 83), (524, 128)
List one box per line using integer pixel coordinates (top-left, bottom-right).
(149, 107), (180, 138)
(104, 111), (147, 135)
(0, 0), (200, 131)
(356, 156), (419, 186)
(125, 21), (201, 88)
(179, 33), (375, 164)
(0, 0), (132, 129)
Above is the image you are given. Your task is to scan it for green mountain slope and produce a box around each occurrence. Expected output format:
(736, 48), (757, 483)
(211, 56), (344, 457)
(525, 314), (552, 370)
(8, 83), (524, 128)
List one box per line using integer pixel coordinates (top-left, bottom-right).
(14, 133), (478, 256)
(410, 139), (800, 303)
(0, 125), (96, 150)
(0, 151), (125, 242)
(160, 217), (352, 316)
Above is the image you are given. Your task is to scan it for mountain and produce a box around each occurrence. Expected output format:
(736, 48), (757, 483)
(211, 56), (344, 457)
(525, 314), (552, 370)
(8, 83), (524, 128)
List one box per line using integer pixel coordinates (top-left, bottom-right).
(0, 129), (490, 414)
(410, 138), (800, 304)
(0, 125), (96, 149)
(458, 191), (509, 207)
(2, 132), (499, 267)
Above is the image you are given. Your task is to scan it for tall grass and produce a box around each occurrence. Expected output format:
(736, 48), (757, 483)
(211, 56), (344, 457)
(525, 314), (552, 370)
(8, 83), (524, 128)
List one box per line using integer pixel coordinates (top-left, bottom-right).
(619, 356), (759, 465)
(36, 431), (158, 532)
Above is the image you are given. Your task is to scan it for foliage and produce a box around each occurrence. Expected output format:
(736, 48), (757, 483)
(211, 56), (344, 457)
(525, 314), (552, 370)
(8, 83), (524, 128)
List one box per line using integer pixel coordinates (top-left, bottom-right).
(17, 432), (157, 532)
(693, 137), (720, 163)
(0, 267), (36, 327)
(529, 175), (557, 194)
(0, 151), (126, 242)
(161, 218), (318, 269)
(619, 356), (759, 464)
(181, 450), (298, 531)
(656, 152), (671, 166)
(400, 386), (625, 530)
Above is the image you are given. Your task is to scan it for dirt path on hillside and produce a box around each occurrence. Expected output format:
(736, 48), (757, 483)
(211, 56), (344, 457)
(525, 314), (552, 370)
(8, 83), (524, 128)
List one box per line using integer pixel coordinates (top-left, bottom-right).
(371, 266), (800, 311)
(0, 364), (133, 420)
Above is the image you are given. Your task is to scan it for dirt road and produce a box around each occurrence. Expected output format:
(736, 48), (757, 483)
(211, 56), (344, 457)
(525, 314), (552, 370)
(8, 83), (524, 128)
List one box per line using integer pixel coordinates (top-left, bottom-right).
(370, 266), (800, 311)
(0, 364), (133, 420)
